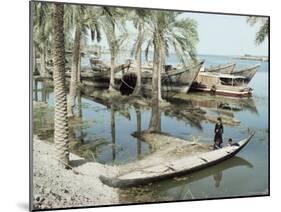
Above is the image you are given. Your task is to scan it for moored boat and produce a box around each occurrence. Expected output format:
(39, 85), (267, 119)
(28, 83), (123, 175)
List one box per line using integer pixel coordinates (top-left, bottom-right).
(119, 61), (204, 94)
(191, 72), (252, 97)
(99, 132), (255, 188)
(205, 63), (236, 74)
(232, 64), (260, 83)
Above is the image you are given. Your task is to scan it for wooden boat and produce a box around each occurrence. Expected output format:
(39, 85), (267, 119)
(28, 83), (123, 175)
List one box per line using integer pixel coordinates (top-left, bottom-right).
(99, 132), (255, 188)
(65, 64), (128, 79)
(119, 61), (204, 94)
(233, 64), (260, 83)
(191, 72), (252, 97)
(205, 63), (236, 74)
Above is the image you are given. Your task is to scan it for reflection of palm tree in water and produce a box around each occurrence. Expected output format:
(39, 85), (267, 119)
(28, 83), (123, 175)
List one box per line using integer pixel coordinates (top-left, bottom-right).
(135, 107), (142, 160)
(148, 97), (161, 133)
(213, 171), (223, 188)
(76, 88), (82, 119)
(34, 79), (38, 101)
(111, 104), (116, 163)
(75, 89), (85, 144)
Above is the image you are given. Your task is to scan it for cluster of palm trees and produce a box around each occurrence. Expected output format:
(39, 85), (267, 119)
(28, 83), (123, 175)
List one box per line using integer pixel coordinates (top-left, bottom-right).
(33, 2), (199, 167)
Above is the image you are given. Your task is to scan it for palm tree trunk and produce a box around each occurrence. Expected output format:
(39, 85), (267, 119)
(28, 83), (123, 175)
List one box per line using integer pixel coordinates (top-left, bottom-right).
(148, 34), (161, 132)
(77, 52), (81, 83)
(77, 88), (82, 118)
(53, 3), (69, 167)
(109, 55), (116, 91)
(39, 47), (48, 77)
(158, 37), (164, 101)
(68, 24), (81, 117)
(133, 25), (144, 96)
(32, 44), (37, 75)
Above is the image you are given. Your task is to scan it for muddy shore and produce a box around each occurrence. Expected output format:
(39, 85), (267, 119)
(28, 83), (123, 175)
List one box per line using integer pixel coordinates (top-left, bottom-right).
(32, 136), (119, 210)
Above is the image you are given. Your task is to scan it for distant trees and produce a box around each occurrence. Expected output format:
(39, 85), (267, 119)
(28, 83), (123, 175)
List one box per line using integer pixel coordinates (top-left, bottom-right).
(247, 16), (269, 45)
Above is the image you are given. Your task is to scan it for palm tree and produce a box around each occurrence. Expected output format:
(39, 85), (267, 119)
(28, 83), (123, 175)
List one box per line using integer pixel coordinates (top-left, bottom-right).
(33, 2), (53, 78)
(53, 3), (70, 166)
(147, 11), (198, 132)
(100, 7), (128, 91)
(129, 9), (149, 96)
(65, 5), (83, 117)
(145, 11), (199, 101)
(247, 16), (269, 45)
(147, 30), (162, 132)
(65, 5), (102, 117)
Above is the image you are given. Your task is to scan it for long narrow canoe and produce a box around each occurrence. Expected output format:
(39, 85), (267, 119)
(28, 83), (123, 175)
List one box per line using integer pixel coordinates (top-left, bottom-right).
(205, 63), (236, 74)
(100, 132), (254, 188)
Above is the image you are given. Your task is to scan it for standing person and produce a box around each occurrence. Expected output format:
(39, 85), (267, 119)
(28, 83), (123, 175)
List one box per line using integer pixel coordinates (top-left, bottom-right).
(214, 117), (224, 149)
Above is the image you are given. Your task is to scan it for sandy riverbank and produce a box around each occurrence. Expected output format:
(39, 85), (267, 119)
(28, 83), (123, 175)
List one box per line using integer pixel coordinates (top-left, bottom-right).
(32, 136), (119, 210)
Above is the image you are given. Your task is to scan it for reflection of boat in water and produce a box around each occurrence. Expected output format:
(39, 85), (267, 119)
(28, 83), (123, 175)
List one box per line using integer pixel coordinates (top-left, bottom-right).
(100, 132), (254, 188)
(119, 61), (204, 94)
(233, 64), (260, 83)
(172, 93), (258, 114)
(205, 63), (236, 74)
(191, 72), (252, 97)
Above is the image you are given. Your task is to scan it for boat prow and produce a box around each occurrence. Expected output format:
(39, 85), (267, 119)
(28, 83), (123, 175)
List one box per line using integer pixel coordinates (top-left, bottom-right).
(100, 132), (255, 188)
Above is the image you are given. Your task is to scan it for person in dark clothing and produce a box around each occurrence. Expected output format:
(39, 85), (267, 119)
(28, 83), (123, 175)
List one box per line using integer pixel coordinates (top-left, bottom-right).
(213, 117), (224, 149)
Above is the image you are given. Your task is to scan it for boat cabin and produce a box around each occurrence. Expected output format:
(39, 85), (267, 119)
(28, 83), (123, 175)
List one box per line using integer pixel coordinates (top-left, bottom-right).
(196, 72), (247, 87)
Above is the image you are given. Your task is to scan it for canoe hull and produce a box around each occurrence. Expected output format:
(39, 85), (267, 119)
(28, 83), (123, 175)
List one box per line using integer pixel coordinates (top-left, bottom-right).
(100, 132), (254, 188)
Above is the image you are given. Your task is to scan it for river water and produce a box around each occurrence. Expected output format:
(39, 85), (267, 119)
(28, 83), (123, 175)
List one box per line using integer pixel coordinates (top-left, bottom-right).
(32, 54), (269, 203)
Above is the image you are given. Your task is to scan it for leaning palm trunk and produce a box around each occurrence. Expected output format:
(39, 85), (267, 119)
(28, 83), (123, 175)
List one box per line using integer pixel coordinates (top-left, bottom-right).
(53, 3), (69, 166)
(158, 37), (164, 101)
(32, 44), (37, 75)
(148, 34), (161, 132)
(77, 52), (81, 83)
(68, 24), (81, 117)
(109, 55), (116, 91)
(133, 24), (144, 96)
(39, 46), (49, 77)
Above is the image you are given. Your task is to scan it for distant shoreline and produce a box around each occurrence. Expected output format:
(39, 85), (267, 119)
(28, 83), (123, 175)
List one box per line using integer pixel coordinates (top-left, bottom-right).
(233, 55), (268, 62)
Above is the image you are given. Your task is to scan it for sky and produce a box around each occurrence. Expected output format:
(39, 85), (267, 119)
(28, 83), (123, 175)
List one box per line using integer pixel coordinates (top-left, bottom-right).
(89, 8), (268, 57)
(179, 12), (268, 56)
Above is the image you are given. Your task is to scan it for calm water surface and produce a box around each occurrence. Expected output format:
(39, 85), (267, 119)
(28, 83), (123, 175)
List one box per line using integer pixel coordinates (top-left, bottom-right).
(33, 55), (269, 202)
